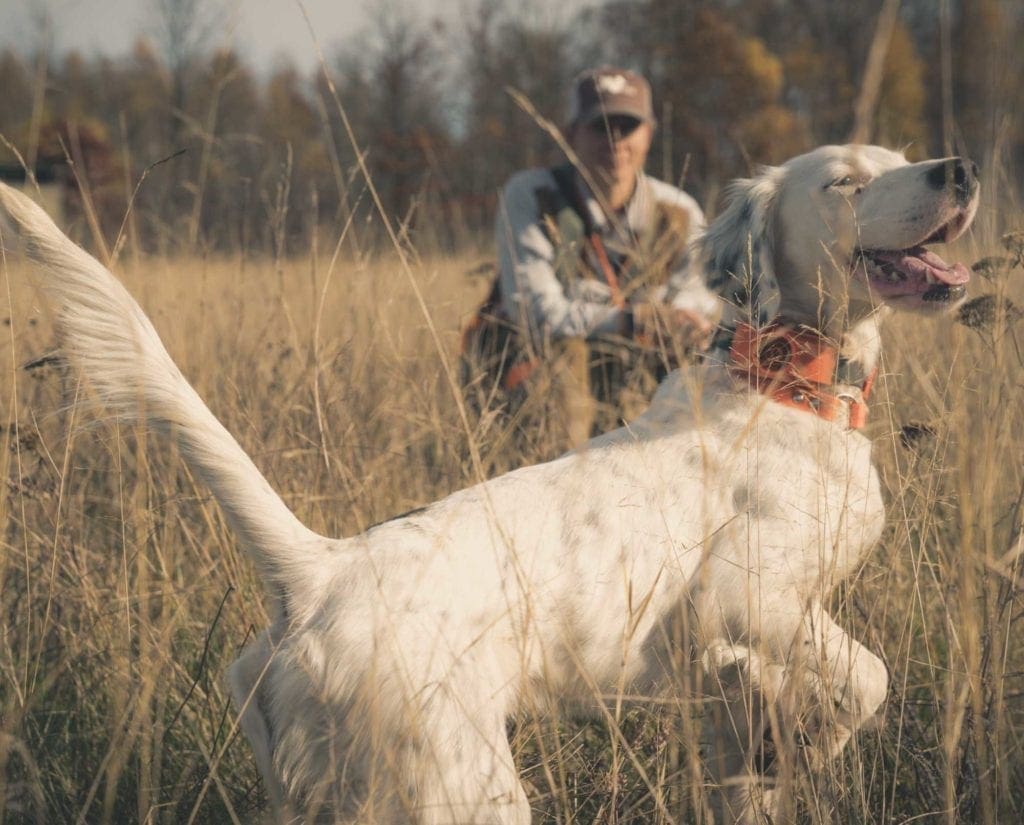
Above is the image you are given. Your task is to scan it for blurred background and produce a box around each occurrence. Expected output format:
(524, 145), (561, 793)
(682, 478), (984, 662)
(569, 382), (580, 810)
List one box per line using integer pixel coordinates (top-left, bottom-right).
(1, 0), (1022, 257)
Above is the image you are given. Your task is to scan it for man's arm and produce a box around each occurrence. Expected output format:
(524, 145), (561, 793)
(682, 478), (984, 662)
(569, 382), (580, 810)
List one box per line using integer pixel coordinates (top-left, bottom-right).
(496, 170), (628, 343)
(660, 190), (722, 321)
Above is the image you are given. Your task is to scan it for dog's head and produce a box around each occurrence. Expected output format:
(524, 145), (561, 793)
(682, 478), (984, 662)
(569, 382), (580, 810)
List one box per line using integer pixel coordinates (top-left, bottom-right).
(702, 144), (980, 336)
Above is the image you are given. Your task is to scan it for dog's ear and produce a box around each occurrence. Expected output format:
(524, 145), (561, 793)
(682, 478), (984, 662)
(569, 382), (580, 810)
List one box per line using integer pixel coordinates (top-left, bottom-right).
(701, 170), (782, 327)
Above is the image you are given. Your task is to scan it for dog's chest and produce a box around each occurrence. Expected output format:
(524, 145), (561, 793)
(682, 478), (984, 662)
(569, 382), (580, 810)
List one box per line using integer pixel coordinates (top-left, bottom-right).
(720, 404), (885, 588)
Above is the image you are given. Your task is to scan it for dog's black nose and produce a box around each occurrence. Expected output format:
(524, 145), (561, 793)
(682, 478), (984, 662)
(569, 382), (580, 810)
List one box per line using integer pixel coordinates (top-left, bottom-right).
(926, 157), (978, 204)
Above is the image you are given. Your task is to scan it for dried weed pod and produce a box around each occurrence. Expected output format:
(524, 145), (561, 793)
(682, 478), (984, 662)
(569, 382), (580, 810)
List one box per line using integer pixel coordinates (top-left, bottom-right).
(22, 352), (65, 373)
(972, 255), (1018, 280)
(956, 294), (1021, 331)
(6, 421), (40, 454)
(900, 422), (936, 450)
(465, 260), (496, 280)
(1001, 230), (1024, 258)
(4, 421), (54, 498)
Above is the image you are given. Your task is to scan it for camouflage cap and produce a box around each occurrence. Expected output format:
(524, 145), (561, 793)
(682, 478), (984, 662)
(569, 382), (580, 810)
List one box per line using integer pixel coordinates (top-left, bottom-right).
(567, 66), (655, 127)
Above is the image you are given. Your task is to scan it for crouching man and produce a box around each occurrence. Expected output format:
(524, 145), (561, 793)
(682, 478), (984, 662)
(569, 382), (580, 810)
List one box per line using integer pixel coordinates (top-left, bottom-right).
(464, 66), (718, 450)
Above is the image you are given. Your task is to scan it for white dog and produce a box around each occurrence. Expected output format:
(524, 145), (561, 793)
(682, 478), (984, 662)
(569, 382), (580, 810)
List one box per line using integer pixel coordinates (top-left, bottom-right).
(0, 144), (978, 824)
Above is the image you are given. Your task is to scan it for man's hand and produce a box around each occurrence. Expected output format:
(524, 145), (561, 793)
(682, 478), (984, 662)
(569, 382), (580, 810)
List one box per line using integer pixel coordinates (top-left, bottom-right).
(631, 302), (714, 355)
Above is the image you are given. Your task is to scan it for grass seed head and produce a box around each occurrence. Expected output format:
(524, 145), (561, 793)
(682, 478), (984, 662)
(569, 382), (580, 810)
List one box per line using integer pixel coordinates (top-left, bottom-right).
(971, 255), (1018, 279)
(1001, 230), (1024, 258)
(956, 294), (1021, 331)
(900, 421), (937, 450)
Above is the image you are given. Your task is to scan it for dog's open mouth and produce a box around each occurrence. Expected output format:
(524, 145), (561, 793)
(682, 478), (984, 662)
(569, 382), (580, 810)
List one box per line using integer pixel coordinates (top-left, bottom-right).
(854, 216), (971, 306)
(854, 246), (970, 302)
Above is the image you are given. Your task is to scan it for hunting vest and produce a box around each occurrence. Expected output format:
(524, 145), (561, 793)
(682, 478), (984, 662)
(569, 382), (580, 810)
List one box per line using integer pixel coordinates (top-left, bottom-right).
(533, 164), (693, 305)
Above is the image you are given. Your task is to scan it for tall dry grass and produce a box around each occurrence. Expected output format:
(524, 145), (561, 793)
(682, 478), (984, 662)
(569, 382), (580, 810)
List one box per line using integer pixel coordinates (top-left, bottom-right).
(0, 247), (491, 824)
(1, 211), (1023, 824)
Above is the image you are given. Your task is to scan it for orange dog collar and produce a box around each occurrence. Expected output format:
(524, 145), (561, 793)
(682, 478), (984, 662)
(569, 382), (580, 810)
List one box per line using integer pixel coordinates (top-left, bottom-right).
(728, 322), (876, 429)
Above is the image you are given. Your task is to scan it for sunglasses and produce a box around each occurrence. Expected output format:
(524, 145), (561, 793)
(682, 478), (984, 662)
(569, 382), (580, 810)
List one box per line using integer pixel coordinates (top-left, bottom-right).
(586, 115), (644, 137)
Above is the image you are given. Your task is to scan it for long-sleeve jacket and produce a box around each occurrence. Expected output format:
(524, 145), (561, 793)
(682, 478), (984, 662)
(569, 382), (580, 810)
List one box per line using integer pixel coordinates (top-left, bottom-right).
(494, 167), (718, 347)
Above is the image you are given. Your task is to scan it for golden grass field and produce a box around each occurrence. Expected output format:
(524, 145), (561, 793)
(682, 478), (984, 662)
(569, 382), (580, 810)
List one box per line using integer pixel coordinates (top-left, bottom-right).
(1, 216), (1024, 823)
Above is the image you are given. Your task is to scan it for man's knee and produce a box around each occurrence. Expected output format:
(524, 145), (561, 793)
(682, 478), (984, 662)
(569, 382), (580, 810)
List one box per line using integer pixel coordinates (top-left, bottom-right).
(549, 338), (595, 445)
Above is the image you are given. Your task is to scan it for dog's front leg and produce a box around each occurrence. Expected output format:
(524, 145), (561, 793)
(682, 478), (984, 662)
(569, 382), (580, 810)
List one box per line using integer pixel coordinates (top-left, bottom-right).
(793, 601), (889, 768)
(694, 560), (808, 823)
(700, 639), (786, 825)
(700, 603), (889, 824)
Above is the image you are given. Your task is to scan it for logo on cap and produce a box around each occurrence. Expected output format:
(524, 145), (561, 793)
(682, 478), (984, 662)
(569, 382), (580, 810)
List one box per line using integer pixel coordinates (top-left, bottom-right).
(595, 74), (633, 96)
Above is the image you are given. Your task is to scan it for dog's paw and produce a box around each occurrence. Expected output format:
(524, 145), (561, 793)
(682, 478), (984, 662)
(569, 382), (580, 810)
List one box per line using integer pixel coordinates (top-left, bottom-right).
(701, 640), (786, 700)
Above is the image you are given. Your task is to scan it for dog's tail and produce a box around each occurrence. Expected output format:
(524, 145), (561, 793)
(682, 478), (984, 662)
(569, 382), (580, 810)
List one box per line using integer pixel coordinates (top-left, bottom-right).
(0, 183), (325, 592)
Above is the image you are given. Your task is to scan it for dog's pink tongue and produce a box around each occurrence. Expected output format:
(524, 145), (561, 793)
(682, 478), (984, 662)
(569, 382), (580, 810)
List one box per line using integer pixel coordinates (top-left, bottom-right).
(873, 246), (971, 285)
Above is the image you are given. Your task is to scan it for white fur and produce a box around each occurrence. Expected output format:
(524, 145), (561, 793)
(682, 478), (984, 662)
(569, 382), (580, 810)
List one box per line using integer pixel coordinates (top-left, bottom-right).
(0, 144), (979, 824)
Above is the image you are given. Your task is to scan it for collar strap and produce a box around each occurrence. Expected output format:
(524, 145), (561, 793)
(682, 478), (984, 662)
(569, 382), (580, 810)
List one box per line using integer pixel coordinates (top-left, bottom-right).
(728, 322), (876, 429)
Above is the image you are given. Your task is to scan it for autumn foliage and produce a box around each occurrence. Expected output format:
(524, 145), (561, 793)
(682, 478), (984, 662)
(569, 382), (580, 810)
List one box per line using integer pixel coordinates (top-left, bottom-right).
(0, 0), (1019, 251)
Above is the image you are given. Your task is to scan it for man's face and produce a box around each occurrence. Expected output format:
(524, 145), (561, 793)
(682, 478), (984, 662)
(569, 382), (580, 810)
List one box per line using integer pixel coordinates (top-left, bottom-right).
(570, 114), (653, 192)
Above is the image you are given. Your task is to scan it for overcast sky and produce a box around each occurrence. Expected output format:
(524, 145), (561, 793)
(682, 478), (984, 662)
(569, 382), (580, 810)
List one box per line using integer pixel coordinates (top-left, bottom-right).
(0, 0), (478, 73)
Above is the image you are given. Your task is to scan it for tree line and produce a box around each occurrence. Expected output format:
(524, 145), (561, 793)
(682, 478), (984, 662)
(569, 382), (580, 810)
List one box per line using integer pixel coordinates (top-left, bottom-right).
(0, 0), (1020, 257)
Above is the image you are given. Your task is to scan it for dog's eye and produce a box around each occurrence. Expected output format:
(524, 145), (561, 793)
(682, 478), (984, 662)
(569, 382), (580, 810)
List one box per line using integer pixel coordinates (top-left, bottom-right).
(826, 175), (864, 194)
